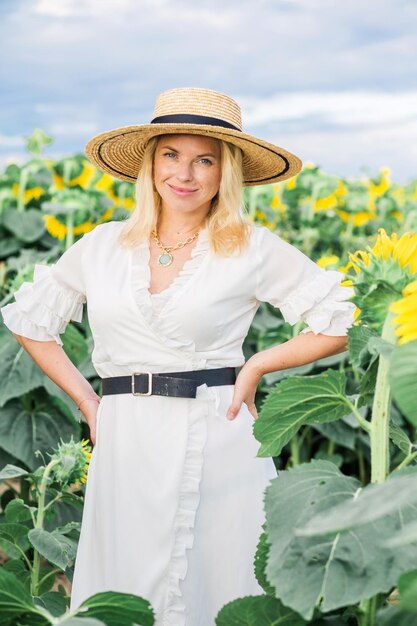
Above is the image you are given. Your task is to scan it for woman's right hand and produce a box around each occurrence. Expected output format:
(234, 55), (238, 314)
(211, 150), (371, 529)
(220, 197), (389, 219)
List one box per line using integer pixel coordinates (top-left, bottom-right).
(81, 397), (101, 446)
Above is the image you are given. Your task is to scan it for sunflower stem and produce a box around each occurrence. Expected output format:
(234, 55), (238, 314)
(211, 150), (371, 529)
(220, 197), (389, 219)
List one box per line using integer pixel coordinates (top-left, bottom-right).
(31, 459), (60, 597)
(370, 310), (397, 484)
(17, 167), (29, 212)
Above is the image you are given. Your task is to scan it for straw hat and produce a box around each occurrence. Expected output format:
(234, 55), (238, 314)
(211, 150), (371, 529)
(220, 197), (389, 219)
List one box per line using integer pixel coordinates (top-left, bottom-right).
(85, 87), (302, 187)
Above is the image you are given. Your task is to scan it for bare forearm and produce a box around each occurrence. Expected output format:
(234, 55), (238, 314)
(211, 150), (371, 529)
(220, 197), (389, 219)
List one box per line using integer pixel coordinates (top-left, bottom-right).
(12, 333), (98, 407)
(248, 331), (348, 378)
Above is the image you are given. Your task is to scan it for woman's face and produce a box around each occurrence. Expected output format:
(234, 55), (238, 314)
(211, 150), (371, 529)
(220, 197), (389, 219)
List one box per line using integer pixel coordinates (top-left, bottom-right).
(153, 134), (221, 218)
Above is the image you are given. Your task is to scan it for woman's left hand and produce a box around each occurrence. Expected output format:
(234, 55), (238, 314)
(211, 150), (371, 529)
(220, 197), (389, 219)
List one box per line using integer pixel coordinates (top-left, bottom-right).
(226, 358), (264, 421)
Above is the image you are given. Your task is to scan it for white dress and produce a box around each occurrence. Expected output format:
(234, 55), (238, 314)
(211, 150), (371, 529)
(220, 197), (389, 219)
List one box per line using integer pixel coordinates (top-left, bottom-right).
(0, 220), (356, 625)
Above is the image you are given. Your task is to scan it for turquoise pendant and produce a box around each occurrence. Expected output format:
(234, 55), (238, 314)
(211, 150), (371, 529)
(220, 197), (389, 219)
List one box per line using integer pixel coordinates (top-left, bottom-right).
(158, 252), (173, 266)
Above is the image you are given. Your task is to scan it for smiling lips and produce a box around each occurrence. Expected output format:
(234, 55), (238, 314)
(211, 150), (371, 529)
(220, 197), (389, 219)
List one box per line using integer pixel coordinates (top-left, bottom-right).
(168, 184), (198, 196)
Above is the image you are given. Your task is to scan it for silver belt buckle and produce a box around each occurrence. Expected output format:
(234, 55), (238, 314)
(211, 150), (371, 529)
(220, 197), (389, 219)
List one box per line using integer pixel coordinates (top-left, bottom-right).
(131, 371), (153, 396)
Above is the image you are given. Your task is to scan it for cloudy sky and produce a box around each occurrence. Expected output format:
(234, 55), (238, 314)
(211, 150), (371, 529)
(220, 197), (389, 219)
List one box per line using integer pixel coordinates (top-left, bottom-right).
(2, 0), (417, 183)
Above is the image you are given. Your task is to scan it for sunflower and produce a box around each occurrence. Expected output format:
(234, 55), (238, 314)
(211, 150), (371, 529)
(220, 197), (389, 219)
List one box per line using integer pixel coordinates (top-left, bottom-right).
(345, 228), (417, 332)
(316, 255), (340, 268)
(49, 436), (92, 488)
(390, 279), (417, 345)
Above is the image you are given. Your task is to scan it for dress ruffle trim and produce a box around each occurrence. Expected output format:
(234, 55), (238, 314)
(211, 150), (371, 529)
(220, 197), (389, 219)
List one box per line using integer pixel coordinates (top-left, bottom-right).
(279, 269), (357, 336)
(160, 387), (212, 626)
(130, 229), (210, 351)
(0, 264), (85, 346)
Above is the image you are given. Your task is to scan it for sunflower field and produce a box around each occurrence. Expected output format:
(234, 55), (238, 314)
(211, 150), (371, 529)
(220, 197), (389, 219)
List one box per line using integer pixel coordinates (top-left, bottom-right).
(1, 130), (417, 625)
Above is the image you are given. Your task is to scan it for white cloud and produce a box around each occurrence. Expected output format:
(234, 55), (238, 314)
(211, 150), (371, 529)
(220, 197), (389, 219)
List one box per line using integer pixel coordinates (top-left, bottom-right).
(0, 134), (25, 148)
(271, 119), (417, 183)
(240, 91), (417, 129)
(48, 122), (100, 135)
(32, 0), (135, 18)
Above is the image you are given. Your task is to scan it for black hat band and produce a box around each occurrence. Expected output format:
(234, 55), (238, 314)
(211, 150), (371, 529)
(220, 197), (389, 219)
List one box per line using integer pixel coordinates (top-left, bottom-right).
(150, 114), (241, 132)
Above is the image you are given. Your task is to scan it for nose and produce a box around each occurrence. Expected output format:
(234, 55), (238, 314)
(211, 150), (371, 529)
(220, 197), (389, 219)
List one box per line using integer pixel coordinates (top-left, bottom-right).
(175, 161), (193, 183)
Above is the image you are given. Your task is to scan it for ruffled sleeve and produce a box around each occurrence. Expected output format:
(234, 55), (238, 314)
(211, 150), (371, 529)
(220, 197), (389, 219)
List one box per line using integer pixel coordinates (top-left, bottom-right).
(255, 226), (356, 336)
(0, 230), (93, 346)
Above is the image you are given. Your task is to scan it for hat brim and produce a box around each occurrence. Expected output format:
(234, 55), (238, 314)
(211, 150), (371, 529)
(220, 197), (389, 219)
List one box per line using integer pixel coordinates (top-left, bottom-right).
(85, 123), (302, 187)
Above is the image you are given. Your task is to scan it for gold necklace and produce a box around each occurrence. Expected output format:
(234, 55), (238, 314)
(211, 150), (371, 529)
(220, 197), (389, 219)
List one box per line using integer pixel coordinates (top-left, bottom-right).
(151, 229), (200, 266)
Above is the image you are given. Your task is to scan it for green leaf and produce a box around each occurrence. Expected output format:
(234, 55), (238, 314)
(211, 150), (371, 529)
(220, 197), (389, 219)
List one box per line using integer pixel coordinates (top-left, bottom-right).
(215, 595), (307, 626)
(5, 498), (35, 523)
(26, 129), (53, 155)
(28, 528), (78, 570)
(357, 357), (379, 408)
(384, 520), (417, 547)
(389, 342), (417, 426)
(36, 590), (68, 618)
(254, 369), (350, 457)
(72, 590), (156, 626)
(348, 324), (379, 368)
(312, 419), (357, 451)
(296, 473), (417, 535)
(60, 322), (89, 366)
(0, 523), (30, 559)
(2, 208), (46, 242)
(0, 464), (29, 480)
(389, 423), (413, 456)
(0, 568), (47, 623)
(264, 460), (417, 620)
(377, 605), (417, 625)
(398, 570), (417, 612)
(0, 399), (76, 470)
(254, 529), (275, 596)
(0, 329), (45, 408)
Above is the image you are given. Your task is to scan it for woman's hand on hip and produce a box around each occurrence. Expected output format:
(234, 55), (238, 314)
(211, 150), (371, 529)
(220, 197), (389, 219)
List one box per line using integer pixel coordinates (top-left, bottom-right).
(81, 398), (101, 446)
(226, 359), (264, 421)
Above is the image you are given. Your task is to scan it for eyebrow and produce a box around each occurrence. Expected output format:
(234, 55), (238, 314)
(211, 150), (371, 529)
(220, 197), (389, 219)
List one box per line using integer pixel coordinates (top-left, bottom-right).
(160, 145), (218, 158)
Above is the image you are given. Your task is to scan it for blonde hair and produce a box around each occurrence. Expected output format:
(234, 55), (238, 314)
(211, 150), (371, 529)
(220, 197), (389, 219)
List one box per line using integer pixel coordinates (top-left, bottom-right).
(116, 133), (253, 256)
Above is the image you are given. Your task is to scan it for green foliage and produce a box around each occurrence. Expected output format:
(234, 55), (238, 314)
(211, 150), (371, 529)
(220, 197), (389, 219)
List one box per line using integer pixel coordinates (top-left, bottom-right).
(254, 369), (352, 457)
(264, 461), (417, 621)
(215, 595), (308, 625)
(389, 342), (417, 426)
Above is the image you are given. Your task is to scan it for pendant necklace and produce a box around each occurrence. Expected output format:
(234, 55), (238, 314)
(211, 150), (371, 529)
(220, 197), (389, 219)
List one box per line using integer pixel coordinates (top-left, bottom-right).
(151, 228), (200, 267)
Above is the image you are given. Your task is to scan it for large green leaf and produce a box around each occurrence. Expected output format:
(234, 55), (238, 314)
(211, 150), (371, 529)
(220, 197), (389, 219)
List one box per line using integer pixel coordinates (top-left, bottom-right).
(28, 528), (78, 570)
(73, 590), (155, 626)
(389, 342), (417, 426)
(0, 328), (45, 408)
(264, 460), (417, 620)
(384, 520), (417, 547)
(254, 370), (351, 457)
(0, 399), (75, 470)
(60, 322), (89, 366)
(215, 595), (307, 626)
(296, 472), (417, 535)
(0, 523), (30, 559)
(2, 208), (46, 242)
(0, 568), (48, 624)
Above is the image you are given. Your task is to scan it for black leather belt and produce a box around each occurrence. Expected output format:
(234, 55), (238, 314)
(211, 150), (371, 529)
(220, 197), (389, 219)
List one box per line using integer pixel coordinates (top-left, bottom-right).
(101, 367), (237, 399)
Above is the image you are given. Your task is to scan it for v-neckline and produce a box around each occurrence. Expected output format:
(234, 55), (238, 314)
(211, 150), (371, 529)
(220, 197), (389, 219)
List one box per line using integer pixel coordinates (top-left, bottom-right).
(129, 227), (210, 325)
(147, 227), (209, 298)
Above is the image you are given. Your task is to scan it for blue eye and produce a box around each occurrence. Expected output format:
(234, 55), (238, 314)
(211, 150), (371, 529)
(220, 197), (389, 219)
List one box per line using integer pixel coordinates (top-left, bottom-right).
(200, 158), (212, 165)
(164, 152), (177, 158)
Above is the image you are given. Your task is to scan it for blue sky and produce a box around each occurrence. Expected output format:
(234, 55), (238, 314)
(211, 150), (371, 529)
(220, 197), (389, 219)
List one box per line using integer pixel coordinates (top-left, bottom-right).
(2, 0), (417, 183)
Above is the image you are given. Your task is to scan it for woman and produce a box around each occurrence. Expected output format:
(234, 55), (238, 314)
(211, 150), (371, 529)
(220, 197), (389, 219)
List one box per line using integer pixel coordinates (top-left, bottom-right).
(0, 87), (356, 625)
